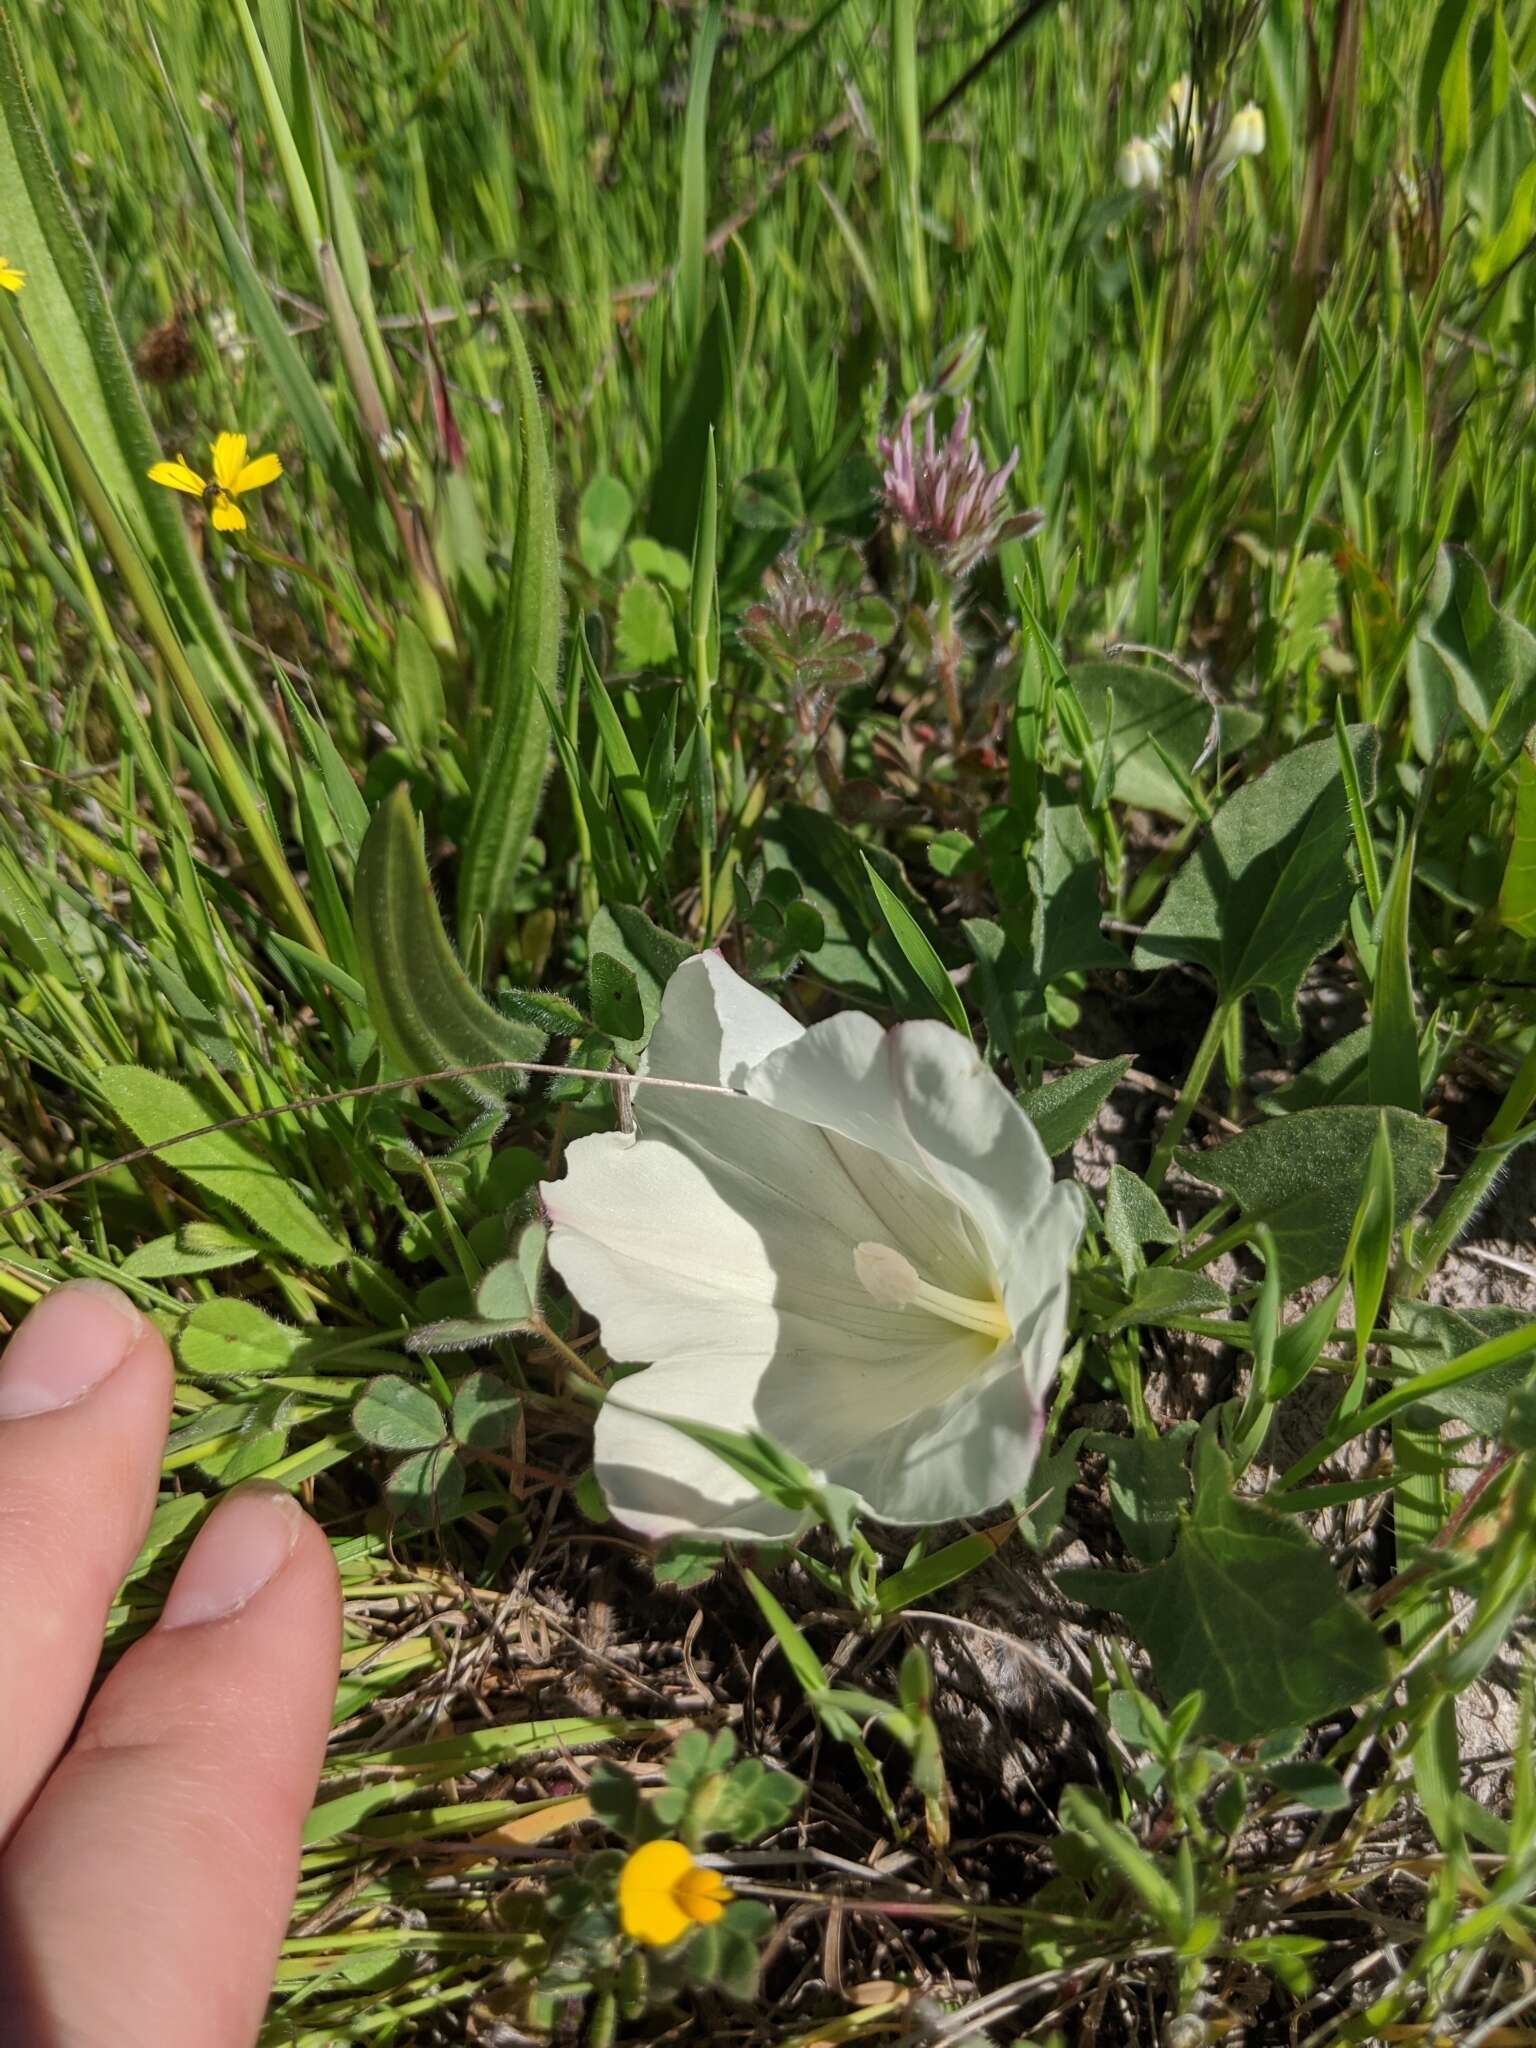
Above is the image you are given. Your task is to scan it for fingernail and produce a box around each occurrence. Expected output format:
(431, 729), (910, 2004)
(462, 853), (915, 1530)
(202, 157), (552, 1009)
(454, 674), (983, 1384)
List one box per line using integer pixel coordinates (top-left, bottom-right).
(161, 1484), (305, 1629)
(0, 1279), (145, 1420)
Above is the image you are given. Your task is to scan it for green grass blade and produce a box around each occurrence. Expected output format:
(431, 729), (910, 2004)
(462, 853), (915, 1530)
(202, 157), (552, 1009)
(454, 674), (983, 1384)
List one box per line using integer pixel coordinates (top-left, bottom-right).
(1368, 831), (1421, 1114)
(0, 0), (261, 725)
(861, 854), (969, 1037)
(675, 0), (722, 356)
(457, 304), (562, 959)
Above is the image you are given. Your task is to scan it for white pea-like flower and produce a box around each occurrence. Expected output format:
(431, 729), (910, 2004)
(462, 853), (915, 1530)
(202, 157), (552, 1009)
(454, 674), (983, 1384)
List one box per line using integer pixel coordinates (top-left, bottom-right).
(208, 306), (248, 372)
(1214, 102), (1266, 176)
(1154, 75), (1201, 155)
(542, 953), (1084, 1542)
(1116, 135), (1163, 192)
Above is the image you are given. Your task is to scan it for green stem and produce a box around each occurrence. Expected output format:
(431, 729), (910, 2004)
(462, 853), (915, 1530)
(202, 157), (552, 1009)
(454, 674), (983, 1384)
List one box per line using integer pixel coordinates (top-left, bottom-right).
(0, 297), (326, 956)
(1408, 1040), (1536, 1293)
(1273, 1315), (1536, 1494)
(1146, 998), (1232, 1192)
(693, 619), (714, 932)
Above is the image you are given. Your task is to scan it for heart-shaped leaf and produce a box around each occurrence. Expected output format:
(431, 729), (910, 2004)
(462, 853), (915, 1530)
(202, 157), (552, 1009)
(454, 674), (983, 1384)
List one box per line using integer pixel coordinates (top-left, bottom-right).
(1134, 728), (1378, 1040)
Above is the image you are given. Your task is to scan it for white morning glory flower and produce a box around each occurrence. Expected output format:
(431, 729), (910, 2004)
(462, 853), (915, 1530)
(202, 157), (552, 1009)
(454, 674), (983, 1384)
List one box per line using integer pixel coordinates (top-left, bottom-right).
(541, 953), (1084, 1543)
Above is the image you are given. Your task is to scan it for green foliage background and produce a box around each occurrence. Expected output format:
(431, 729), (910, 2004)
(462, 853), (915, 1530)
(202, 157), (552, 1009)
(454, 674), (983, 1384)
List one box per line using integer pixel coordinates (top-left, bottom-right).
(2, 0), (1536, 2039)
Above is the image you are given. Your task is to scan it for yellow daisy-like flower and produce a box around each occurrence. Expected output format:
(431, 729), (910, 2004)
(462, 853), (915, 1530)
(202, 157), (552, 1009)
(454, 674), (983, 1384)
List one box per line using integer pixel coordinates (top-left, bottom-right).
(618, 1840), (733, 1948)
(147, 431), (282, 533)
(0, 258), (24, 293)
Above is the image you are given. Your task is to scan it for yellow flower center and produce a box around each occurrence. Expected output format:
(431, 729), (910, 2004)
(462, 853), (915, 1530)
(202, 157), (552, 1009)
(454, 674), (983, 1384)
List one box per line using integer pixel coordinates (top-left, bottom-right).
(618, 1839), (733, 1948)
(854, 1241), (1010, 1341)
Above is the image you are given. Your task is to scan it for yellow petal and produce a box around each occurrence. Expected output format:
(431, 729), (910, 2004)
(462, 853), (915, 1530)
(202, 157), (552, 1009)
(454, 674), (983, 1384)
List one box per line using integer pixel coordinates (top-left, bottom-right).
(210, 494), (247, 533)
(0, 262), (23, 293)
(674, 1863), (733, 1926)
(147, 458), (207, 498)
(618, 1840), (695, 1948)
(232, 450), (282, 496)
(210, 431), (248, 491)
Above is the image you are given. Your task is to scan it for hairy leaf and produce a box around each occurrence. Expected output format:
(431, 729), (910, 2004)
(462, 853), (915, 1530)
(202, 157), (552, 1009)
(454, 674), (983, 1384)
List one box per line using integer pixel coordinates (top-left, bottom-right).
(1135, 728), (1378, 1040)
(354, 786), (546, 1112)
(1178, 1103), (1444, 1293)
(1061, 1444), (1389, 1740)
(458, 301), (563, 955)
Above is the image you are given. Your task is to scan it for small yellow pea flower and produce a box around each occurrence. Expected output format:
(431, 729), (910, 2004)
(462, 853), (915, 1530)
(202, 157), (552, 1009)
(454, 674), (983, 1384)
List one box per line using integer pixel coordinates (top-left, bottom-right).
(148, 431), (282, 533)
(617, 1840), (733, 1948)
(0, 258), (24, 293)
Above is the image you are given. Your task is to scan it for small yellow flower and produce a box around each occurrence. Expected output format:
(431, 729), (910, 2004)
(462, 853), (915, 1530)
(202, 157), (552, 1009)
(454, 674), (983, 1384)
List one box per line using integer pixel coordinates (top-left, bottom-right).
(618, 1840), (733, 1948)
(0, 258), (24, 293)
(147, 431), (282, 533)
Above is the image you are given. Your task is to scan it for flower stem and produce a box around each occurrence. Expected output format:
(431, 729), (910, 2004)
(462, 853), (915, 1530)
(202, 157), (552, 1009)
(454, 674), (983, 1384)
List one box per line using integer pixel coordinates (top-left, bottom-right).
(1146, 998), (1232, 1193)
(934, 582), (964, 741)
(534, 1318), (605, 1390)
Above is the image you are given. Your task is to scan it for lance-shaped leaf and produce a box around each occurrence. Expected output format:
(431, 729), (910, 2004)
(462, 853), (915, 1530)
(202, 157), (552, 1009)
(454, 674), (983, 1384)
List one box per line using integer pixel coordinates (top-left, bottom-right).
(354, 786), (545, 1112)
(458, 303), (562, 958)
(97, 1068), (347, 1268)
(1134, 728), (1378, 1041)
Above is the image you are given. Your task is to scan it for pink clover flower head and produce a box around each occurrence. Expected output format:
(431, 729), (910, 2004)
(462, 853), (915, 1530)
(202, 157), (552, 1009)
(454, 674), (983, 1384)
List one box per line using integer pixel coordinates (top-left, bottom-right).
(877, 401), (1032, 579)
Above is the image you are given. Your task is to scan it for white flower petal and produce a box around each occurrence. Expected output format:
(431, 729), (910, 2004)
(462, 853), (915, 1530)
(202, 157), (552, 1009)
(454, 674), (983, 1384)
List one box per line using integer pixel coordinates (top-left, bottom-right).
(546, 1123), (1007, 1530)
(544, 1127), (985, 1366)
(995, 1177), (1086, 1349)
(642, 949), (801, 1094)
(743, 1014), (1058, 1291)
(824, 1333), (1048, 1523)
(796, 1207), (1077, 1524)
(595, 1385), (805, 1544)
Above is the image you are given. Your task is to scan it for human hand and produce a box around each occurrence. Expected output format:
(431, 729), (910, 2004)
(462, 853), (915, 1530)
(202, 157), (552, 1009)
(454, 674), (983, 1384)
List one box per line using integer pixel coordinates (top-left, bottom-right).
(0, 1281), (342, 2047)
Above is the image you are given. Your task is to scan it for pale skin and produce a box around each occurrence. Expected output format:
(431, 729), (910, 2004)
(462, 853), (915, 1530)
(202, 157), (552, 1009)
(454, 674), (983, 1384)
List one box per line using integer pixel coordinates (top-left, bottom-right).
(0, 1280), (342, 2047)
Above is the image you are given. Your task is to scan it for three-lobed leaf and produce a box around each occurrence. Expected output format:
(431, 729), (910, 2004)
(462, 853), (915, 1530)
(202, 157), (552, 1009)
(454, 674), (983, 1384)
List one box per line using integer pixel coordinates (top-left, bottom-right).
(1061, 1444), (1389, 1741)
(1177, 1102), (1444, 1293)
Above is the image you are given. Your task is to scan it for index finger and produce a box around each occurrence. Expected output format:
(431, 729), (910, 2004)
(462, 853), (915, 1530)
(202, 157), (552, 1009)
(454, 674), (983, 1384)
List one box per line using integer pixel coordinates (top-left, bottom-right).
(0, 1281), (172, 1848)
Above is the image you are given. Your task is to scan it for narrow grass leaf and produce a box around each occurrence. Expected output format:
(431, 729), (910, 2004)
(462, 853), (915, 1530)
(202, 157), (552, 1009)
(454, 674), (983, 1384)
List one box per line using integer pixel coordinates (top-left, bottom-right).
(97, 1067), (348, 1268)
(1368, 836), (1420, 1111)
(861, 855), (969, 1036)
(0, 2), (256, 715)
(458, 303), (562, 954)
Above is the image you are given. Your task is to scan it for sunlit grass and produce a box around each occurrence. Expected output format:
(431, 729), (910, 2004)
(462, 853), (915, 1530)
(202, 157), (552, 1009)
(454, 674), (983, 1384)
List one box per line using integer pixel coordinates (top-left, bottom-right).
(2, 0), (1536, 2039)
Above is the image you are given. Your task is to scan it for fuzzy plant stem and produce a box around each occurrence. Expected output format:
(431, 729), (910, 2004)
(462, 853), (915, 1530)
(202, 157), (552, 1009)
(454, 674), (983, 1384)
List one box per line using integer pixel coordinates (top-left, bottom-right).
(1146, 998), (1233, 1193)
